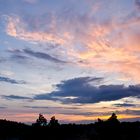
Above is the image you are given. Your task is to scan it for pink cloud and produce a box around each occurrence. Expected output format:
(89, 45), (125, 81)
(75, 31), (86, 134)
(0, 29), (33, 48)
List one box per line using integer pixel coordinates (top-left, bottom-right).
(6, 16), (69, 45)
(5, 13), (140, 82)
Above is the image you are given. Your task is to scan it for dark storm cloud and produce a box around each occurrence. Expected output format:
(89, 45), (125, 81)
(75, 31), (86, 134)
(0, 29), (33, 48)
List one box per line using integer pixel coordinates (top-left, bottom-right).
(0, 76), (26, 84)
(34, 77), (140, 104)
(23, 49), (66, 63)
(2, 95), (31, 100)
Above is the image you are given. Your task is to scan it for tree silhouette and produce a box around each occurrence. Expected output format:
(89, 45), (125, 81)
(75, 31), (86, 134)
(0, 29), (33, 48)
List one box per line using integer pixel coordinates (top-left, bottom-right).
(49, 116), (59, 127)
(36, 114), (47, 126)
(108, 113), (117, 120)
(107, 113), (120, 124)
(0, 114), (140, 140)
(97, 118), (103, 123)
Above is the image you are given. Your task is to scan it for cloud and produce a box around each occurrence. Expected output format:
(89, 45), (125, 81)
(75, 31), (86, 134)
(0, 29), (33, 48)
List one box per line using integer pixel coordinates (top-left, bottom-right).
(0, 107), (7, 109)
(113, 103), (136, 107)
(0, 76), (26, 84)
(23, 105), (98, 116)
(117, 109), (140, 116)
(4, 1), (140, 83)
(6, 16), (67, 44)
(8, 48), (67, 64)
(2, 95), (31, 100)
(24, 106), (49, 109)
(0, 71), (14, 77)
(7, 48), (32, 64)
(11, 54), (29, 61)
(23, 106), (80, 110)
(135, 0), (140, 10)
(60, 112), (96, 116)
(23, 49), (67, 63)
(34, 77), (140, 104)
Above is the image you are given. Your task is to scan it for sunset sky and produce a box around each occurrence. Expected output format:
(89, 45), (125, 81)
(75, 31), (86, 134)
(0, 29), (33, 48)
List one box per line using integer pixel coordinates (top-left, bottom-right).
(0, 0), (140, 123)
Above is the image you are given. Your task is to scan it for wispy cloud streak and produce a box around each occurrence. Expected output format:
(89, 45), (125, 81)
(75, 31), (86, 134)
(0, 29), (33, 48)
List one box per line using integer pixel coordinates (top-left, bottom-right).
(0, 76), (26, 84)
(2, 95), (31, 100)
(23, 49), (67, 63)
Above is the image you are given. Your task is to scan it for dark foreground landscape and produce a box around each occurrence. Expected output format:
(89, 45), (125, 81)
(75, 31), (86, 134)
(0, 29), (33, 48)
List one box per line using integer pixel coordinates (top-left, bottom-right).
(0, 113), (140, 140)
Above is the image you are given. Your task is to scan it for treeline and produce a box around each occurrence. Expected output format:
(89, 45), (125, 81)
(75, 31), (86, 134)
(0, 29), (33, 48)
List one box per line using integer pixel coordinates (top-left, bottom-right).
(32, 114), (59, 127)
(0, 113), (140, 140)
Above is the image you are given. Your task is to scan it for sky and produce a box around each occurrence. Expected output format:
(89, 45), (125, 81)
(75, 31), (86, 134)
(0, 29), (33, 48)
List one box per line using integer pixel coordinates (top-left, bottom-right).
(0, 0), (140, 123)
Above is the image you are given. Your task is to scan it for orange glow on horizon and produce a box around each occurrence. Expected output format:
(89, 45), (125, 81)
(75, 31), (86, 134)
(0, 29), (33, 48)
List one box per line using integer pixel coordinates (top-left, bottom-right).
(1, 113), (139, 123)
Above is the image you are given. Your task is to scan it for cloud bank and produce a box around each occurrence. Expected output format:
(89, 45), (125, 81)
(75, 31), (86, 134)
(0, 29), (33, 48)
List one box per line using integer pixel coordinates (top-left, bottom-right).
(34, 77), (140, 104)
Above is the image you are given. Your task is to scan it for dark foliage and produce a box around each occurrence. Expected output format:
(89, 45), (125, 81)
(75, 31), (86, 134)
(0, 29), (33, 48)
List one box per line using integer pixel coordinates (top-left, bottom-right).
(33, 114), (47, 126)
(0, 113), (140, 140)
(48, 116), (59, 127)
